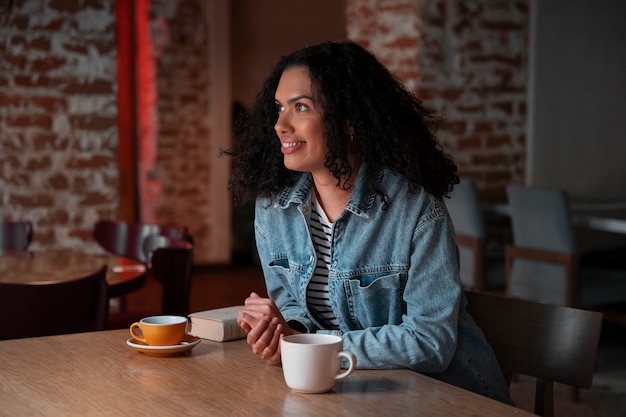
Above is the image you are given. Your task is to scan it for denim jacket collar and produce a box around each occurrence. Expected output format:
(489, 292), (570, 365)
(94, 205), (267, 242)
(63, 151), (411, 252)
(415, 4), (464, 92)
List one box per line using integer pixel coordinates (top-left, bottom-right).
(274, 164), (381, 219)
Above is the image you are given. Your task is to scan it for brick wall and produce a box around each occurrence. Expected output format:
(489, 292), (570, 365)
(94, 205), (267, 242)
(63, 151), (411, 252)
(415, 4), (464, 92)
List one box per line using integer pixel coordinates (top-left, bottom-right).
(1, 0), (528, 256)
(150, 0), (214, 263)
(347, 0), (529, 199)
(346, 0), (422, 93)
(0, 0), (118, 251)
(0, 0), (216, 261)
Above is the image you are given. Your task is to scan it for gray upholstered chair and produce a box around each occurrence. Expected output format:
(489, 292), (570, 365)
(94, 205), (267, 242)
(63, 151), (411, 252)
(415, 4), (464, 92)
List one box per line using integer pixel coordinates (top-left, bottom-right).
(505, 184), (626, 308)
(447, 178), (504, 291)
(0, 221), (32, 252)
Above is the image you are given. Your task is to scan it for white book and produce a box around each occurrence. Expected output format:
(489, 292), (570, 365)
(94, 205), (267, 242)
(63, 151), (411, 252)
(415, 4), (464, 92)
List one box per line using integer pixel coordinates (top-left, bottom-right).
(188, 306), (246, 342)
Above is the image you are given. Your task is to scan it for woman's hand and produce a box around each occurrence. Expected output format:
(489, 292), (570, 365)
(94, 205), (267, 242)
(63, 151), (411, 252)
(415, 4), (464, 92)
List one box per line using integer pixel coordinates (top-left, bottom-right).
(237, 292), (299, 364)
(240, 313), (284, 364)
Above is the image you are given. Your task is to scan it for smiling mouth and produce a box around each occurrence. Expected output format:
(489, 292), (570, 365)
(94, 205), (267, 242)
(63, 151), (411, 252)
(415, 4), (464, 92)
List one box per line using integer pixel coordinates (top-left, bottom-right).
(280, 140), (305, 155)
(282, 141), (305, 148)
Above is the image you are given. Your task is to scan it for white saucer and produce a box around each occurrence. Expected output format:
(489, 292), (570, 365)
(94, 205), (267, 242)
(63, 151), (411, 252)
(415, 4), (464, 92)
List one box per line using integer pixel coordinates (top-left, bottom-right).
(126, 334), (201, 356)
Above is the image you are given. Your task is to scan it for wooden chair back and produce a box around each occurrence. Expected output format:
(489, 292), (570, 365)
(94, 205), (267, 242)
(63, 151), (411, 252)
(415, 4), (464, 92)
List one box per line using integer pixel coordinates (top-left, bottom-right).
(93, 220), (190, 263)
(0, 266), (109, 340)
(465, 290), (603, 417)
(0, 221), (33, 252)
(144, 235), (194, 316)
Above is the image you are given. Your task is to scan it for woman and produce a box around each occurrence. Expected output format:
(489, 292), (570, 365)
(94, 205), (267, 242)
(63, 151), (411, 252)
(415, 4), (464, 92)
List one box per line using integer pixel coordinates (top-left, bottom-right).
(227, 41), (512, 404)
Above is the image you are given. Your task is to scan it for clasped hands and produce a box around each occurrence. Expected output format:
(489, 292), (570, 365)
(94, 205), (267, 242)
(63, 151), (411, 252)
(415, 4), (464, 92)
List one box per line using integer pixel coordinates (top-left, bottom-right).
(237, 292), (299, 364)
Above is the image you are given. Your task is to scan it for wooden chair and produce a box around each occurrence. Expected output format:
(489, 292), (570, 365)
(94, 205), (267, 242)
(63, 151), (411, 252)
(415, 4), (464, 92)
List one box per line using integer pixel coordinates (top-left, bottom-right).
(143, 234), (194, 316)
(465, 290), (603, 417)
(446, 178), (504, 291)
(0, 221), (33, 252)
(0, 266), (109, 340)
(505, 184), (626, 308)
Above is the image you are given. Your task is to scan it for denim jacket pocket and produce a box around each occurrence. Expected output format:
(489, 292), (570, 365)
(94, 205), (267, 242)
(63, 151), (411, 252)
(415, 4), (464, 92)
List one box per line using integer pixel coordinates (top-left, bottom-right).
(268, 253), (310, 289)
(342, 271), (407, 328)
(268, 254), (289, 269)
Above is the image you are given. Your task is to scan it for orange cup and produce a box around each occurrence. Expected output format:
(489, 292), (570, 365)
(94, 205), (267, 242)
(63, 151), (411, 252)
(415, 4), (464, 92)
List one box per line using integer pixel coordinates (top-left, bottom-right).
(129, 315), (188, 346)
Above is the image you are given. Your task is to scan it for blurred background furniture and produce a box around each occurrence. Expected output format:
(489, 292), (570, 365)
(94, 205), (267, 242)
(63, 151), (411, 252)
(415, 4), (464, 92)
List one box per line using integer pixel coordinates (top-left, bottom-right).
(94, 220), (194, 328)
(0, 250), (145, 297)
(0, 265), (109, 340)
(505, 184), (626, 309)
(0, 220), (33, 252)
(447, 178), (504, 291)
(465, 290), (603, 417)
(572, 203), (626, 235)
(93, 220), (191, 263)
(143, 234), (194, 317)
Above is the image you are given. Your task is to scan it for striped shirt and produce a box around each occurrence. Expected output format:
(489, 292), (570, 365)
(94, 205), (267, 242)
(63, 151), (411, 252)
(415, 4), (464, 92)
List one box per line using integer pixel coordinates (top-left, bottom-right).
(307, 193), (340, 329)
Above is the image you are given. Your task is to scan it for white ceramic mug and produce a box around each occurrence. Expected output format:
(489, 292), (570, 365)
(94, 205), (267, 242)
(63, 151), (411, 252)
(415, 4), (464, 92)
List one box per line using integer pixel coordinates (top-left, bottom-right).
(280, 333), (356, 393)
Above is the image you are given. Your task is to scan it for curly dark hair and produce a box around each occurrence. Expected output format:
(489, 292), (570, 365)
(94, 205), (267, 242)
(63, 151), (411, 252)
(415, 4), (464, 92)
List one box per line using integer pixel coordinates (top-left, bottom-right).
(226, 41), (458, 207)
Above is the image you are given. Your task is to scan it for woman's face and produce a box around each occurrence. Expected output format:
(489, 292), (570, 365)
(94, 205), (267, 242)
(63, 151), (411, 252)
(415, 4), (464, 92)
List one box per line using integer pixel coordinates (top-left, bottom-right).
(274, 66), (328, 175)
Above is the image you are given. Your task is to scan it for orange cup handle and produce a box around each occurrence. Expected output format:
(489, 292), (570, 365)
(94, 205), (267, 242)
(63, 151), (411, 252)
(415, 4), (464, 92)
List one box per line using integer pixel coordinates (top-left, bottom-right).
(130, 322), (146, 343)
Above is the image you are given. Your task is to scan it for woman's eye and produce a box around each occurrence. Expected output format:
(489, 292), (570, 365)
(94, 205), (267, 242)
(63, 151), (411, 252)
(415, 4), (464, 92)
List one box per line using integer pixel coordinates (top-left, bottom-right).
(276, 104), (285, 112)
(295, 103), (308, 111)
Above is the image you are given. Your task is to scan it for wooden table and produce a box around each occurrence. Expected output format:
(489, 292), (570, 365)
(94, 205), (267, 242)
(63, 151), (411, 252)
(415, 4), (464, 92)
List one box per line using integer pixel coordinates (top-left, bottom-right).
(570, 203), (626, 235)
(483, 201), (626, 235)
(0, 329), (534, 417)
(0, 250), (146, 298)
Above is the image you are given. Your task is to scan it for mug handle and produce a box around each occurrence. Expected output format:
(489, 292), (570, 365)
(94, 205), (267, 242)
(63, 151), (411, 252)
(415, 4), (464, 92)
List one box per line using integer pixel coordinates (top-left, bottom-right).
(335, 351), (357, 381)
(129, 322), (147, 343)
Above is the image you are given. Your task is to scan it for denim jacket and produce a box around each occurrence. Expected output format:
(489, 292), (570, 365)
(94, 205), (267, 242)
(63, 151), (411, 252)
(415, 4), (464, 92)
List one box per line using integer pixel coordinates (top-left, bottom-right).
(254, 167), (512, 404)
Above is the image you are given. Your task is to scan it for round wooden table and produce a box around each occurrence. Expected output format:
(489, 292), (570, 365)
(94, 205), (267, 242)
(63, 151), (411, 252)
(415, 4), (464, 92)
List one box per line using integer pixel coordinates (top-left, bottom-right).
(0, 250), (147, 298)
